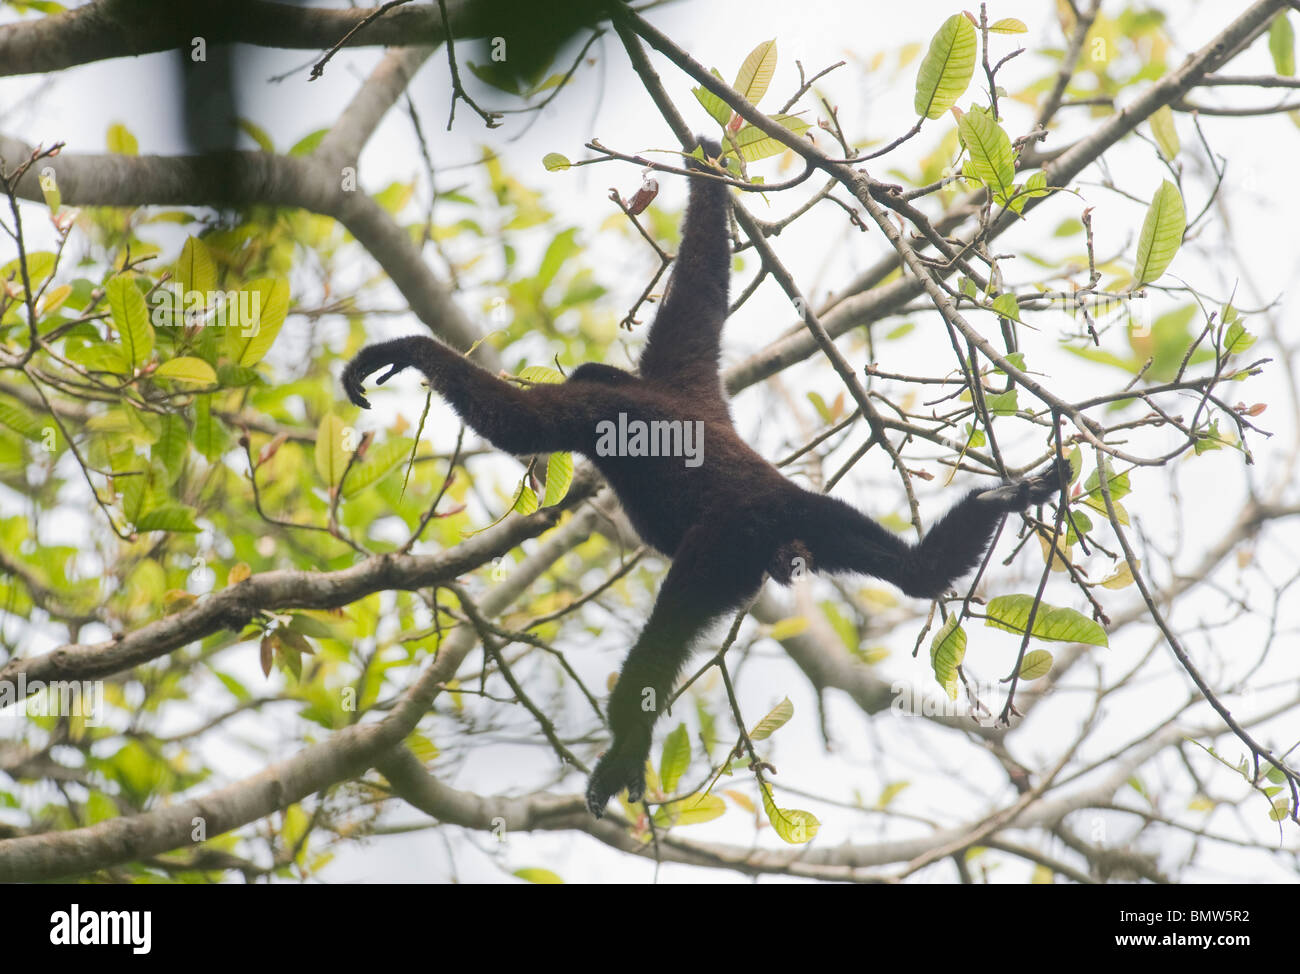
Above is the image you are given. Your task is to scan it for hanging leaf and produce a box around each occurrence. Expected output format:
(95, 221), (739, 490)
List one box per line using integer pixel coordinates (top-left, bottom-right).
(542, 451), (573, 507)
(1018, 649), (1054, 680)
(1150, 105), (1180, 160)
(154, 356), (217, 386)
(1269, 13), (1295, 77)
(930, 615), (967, 699)
(314, 412), (348, 487)
(542, 152), (571, 172)
(659, 723), (691, 794)
(914, 14), (977, 119)
(985, 595), (1108, 646)
(760, 785), (820, 844)
(1133, 180), (1186, 284)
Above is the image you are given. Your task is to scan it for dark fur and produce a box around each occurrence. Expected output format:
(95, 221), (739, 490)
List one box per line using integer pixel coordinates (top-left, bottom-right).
(342, 139), (1066, 817)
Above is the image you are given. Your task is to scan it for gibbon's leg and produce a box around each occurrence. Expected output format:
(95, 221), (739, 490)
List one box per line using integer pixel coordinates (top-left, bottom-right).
(636, 139), (732, 397)
(343, 334), (596, 456)
(586, 518), (768, 817)
(800, 463), (1066, 600)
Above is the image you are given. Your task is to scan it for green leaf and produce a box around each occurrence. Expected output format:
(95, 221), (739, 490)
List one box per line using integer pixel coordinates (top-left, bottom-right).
(1150, 105), (1180, 160)
(930, 615), (967, 699)
(760, 786), (820, 844)
(1225, 321), (1255, 356)
(654, 793), (726, 827)
(722, 114), (812, 163)
(106, 276), (154, 369)
(988, 18), (1028, 33)
(232, 278), (290, 367)
(342, 436), (415, 498)
(313, 412), (348, 487)
(733, 39), (778, 106)
(985, 595), (1108, 646)
(958, 109), (1016, 206)
(542, 451), (573, 507)
(175, 236), (217, 295)
(106, 122), (138, 155)
(749, 697), (793, 741)
(542, 152), (571, 172)
(659, 723), (691, 794)
(237, 118), (275, 153)
(1270, 14), (1295, 77)
(136, 504), (200, 533)
(517, 365), (566, 384)
(154, 356), (217, 386)
(193, 394), (228, 461)
(1133, 180), (1186, 284)
(513, 868), (564, 884)
(692, 68), (732, 126)
(0, 396), (44, 441)
(914, 14), (977, 119)
(1018, 649), (1053, 680)
(512, 482), (539, 516)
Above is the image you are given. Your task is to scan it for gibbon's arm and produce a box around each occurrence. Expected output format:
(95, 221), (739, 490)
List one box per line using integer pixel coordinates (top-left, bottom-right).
(586, 514), (769, 817)
(796, 464), (1066, 599)
(636, 139), (732, 401)
(343, 334), (607, 456)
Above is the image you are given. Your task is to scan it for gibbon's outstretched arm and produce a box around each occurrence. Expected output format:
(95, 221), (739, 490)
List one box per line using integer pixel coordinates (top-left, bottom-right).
(342, 334), (614, 456)
(795, 463), (1067, 599)
(636, 139), (732, 403)
(586, 514), (770, 816)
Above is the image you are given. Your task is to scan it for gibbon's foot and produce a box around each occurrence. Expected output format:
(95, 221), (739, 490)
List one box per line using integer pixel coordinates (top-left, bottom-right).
(586, 738), (650, 817)
(977, 457), (1071, 509)
(341, 348), (411, 410)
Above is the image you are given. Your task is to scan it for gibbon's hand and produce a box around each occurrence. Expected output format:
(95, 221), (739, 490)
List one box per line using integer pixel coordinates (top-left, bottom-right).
(341, 347), (413, 410)
(586, 734), (652, 818)
(976, 456), (1072, 510)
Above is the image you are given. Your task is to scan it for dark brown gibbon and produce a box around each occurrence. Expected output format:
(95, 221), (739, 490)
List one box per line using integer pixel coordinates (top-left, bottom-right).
(343, 139), (1065, 817)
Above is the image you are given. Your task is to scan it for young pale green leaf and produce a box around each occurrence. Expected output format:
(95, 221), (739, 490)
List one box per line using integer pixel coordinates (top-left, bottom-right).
(1270, 13), (1295, 77)
(342, 436), (414, 498)
(760, 786), (820, 844)
(1133, 180), (1186, 284)
(733, 39), (778, 106)
(914, 14), (977, 119)
(107, 276), (154, 369)
(542, 451), (574, 507)
(989, 18), (1028, 33)
(749, 697), (794, 741)
(659, 723), (691, 794)
(1150, 105), (1180, 160)
(723, 114), (812, 163)
(930, 615), (967, 700)
(1225, 321), (1256, 356)
(985, 595), (1109, 646)
(512, 483), (539, 516)
(517, 365), (566, 384)
(1018, 649), (1054, 680)
(513, 868), (564, 884)
(193, 394), (228, 461)
(154, 356), (217, 386)
(175, 236), (217, 295)
(693, 68), (732, 127)
(542, 152), (571, 172)
(136, 504), (200, 533)
(234, 278), (290, 367)
(106, 122), (138, 155)
(313, 412), (348, 487)
(958, 110), (1016, 205)
(653, 793), (726, 828)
